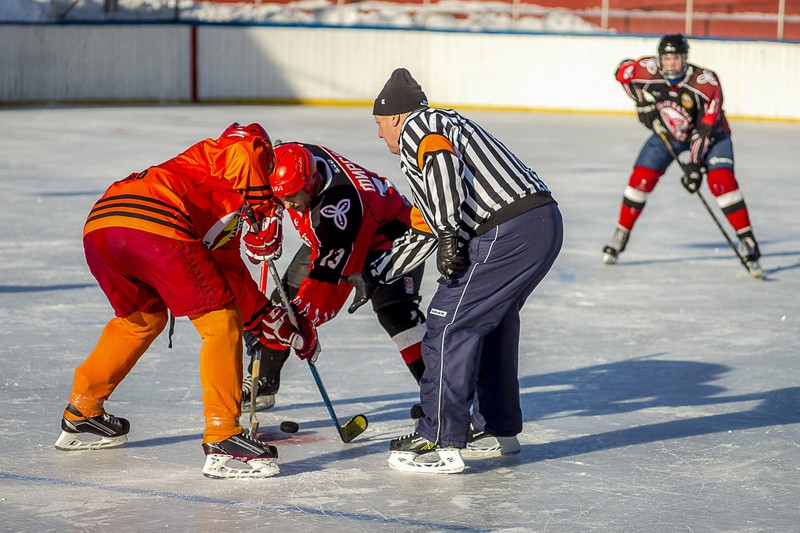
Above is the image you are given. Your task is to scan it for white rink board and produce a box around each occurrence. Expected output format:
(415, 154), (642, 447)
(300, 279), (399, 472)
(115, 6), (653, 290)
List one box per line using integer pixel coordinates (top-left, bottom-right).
(1, 23), (799, 120)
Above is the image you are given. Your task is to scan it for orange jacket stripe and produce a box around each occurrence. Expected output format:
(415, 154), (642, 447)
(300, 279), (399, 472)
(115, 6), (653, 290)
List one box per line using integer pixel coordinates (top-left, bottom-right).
(409, 206), (433, 234)
(417, 133), (455, 170)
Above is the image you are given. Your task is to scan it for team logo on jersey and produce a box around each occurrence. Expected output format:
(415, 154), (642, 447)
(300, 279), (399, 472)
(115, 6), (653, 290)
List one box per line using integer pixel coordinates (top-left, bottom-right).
(641, 57), (659, 75)
(696, 71), (719, 86)
(660, 103), (692, 142)
(680, 93), (694, 109)
(320, 199), (351, 230)
(203, 211), (240, 250)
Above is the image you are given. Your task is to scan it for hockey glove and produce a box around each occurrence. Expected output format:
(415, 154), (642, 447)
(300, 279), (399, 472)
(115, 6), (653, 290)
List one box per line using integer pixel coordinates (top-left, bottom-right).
(436, 228), (469, 282)
(636, 103), (659, 131)
(243, 201), (284, 263)
(681, 163), (705, 194)
(249, 305), (319, 362)
(344, 270), (378, 314)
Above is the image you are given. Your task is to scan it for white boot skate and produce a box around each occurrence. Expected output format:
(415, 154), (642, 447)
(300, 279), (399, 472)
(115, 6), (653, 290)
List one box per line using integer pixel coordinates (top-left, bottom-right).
(54, 403), (130, 451)
(202, 433), (279, 479)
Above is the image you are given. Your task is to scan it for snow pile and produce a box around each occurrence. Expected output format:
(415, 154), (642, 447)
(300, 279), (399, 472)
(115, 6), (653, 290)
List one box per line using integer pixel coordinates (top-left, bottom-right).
(6, 0), (604, 33)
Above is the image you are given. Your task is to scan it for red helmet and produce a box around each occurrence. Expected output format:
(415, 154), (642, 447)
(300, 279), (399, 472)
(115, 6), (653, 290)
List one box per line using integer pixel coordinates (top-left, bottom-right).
(222, 122), (270, 141)
(221, 122), (275, 176)
(271, 143), (318, 198)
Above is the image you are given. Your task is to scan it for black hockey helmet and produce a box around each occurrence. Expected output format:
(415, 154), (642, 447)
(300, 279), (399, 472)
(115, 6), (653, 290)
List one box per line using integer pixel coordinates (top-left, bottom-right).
(658, 34), (689, 56)
(657, 34), (689, 83)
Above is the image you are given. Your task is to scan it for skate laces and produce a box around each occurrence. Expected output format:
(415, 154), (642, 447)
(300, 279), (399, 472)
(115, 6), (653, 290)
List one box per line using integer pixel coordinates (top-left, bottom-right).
(392, 431), (435, 452)
(99, 412), (126, 430)
(738, 236), (759, 260)
(242, 375), (269, 399)
(610, 227), (630, 252)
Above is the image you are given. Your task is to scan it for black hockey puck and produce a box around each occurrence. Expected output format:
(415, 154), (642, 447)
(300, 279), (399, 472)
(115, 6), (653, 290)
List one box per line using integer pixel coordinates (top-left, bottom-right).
(280, 421), (299, 433)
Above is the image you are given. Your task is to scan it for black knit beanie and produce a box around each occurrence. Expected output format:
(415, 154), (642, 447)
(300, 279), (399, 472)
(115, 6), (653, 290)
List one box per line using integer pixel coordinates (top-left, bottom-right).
(373, 68), (428, 116)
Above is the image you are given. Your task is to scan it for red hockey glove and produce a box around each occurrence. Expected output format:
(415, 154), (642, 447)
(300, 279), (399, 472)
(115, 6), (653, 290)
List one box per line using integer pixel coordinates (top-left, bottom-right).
(249, 306), (320, 362)
(290, 312), (320, 362)
(243, 201), (284, 263)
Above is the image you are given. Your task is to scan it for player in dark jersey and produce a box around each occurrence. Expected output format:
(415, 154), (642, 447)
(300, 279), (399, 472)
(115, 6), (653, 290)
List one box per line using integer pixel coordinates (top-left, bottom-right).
(241, 142), (427, 412)
(603, 34), (762, 277)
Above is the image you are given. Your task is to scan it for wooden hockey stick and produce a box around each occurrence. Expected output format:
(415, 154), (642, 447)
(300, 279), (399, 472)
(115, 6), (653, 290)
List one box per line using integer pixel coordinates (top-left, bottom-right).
(248, 262), (270, 438)
(265, 259), (368, 443)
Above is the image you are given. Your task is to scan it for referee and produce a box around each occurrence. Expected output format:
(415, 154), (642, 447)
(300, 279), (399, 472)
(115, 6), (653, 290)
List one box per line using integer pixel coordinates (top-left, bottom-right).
(372, 68), (563, 474)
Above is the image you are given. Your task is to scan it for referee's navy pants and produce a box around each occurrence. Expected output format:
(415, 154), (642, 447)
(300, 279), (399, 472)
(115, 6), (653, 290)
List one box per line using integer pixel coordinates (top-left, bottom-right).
(416, 202), (563, 448)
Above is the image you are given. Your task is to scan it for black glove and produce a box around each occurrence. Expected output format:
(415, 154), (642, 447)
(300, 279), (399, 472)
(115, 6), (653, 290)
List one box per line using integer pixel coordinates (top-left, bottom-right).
(682, 163), (705, 194)
(437, 228), (469, 282)
(636, 103), (659, 130)
(344, 270), (378, 314)
(243, 330), (262, 358)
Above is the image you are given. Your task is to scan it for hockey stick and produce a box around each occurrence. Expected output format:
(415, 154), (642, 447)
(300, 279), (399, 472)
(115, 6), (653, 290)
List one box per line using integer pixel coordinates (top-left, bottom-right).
(642, 92), (752, 274)
(265, 259), (368, 443)
(248, 262), (270, 438)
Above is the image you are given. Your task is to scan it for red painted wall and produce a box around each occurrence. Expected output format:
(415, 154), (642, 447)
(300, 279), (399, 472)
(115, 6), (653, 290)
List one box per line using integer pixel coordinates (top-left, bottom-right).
(194, 1), (798, 40)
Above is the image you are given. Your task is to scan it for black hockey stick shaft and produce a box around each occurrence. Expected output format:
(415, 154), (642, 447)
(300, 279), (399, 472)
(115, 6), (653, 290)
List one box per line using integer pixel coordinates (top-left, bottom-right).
(642, 96), (750, 272)
(265, 259), (367, 442)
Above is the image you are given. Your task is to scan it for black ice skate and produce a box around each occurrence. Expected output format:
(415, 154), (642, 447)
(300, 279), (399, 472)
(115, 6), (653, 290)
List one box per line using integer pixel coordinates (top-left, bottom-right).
(463, 428), (521, 457)
(54, 403), (130, 451)
(737, 232), (764, 279)
(241, 372), (276, 412)
(202, 433), (279, 479)
(387, 431), (464, 474)
(602, 226), (630, 265)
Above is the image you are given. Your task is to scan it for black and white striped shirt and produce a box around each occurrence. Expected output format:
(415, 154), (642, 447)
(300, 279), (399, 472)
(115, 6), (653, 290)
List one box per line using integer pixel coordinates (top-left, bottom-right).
(399, 107), (551, 237)
(373, 107), (555, 283)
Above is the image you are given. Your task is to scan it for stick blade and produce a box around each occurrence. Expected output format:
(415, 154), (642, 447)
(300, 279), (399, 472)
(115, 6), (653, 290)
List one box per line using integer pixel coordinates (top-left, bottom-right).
(340, 414), (368, 443)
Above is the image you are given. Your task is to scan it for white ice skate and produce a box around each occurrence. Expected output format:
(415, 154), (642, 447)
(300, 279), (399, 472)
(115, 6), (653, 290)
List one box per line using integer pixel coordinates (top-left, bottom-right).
(602, 226), (630, 265)
(202, 434), (280, 479)
(54, 404), (129, 451)
(462, 429), (521, 457)
(388, 448), (465, 474)
(387, 431), (465, 474)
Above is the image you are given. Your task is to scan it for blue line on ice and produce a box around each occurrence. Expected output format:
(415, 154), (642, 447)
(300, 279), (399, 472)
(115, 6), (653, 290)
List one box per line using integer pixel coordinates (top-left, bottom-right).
(0, 471), (491, 532)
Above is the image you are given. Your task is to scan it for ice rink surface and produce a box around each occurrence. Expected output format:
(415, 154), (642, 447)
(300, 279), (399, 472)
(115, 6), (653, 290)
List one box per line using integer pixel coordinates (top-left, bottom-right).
(1, 105), (798, 532)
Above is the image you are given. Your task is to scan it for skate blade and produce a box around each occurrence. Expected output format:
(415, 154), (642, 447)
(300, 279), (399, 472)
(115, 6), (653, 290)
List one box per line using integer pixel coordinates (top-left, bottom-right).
(463, 436), (521, 457)
(54, 430), (127, 451)
(602, 252), (618, 265)
(746, 260), (764, 280)
(340, 414), (368, 443)
(387, 449), (465, 474)
(202, 454), (280, 479)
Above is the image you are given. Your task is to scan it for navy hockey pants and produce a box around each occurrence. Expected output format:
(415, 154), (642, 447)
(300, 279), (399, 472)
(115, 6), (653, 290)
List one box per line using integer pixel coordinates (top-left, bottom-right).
(634, 130), (734, 172)
(416, 202), (563, 448)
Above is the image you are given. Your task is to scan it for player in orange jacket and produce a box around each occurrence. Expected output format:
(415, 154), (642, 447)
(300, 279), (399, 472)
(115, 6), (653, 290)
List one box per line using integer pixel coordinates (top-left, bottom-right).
(55, 123), (318, 479)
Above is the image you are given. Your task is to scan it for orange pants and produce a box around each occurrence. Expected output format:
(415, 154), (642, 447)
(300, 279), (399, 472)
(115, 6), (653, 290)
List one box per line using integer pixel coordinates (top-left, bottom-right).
(69, 307), (244, 444)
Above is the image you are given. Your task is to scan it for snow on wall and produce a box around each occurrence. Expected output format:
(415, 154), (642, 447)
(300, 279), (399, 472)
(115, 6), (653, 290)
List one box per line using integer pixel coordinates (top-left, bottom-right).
(0, 23), (797, 121)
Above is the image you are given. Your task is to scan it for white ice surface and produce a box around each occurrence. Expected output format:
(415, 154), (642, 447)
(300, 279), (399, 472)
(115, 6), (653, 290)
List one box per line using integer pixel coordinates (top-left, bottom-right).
(1, 105), (798, 532)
